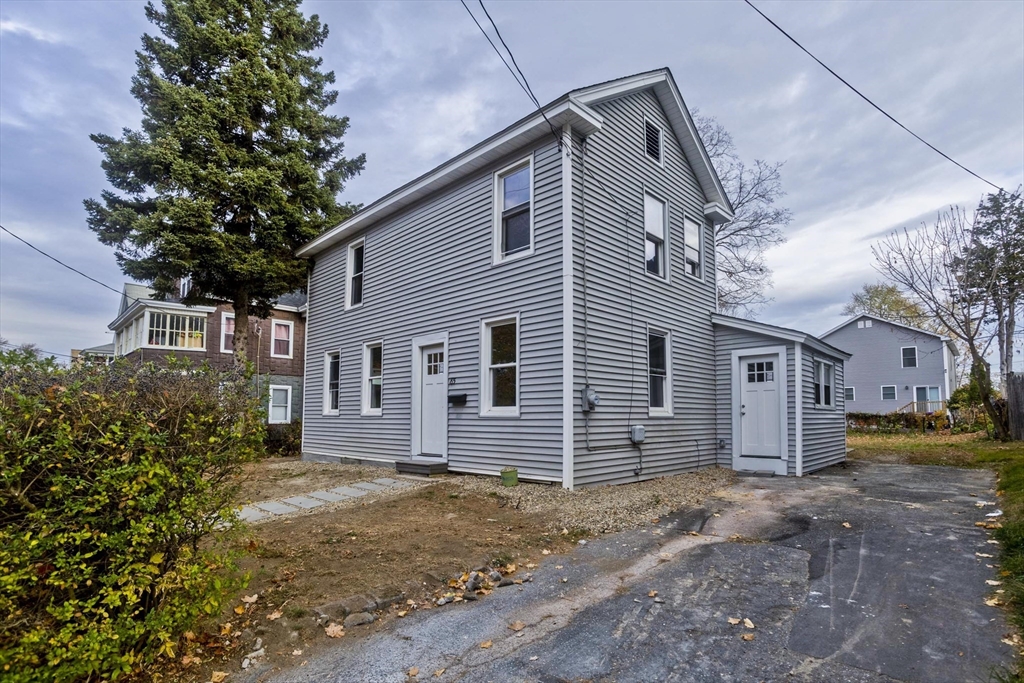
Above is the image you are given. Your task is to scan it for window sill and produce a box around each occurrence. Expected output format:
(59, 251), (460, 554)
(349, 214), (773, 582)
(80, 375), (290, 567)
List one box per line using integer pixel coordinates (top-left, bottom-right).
(268, 419), (291, 425)
(648, 409), (673, 418)
(270, 353), (294, 360)
(346, 302), (364, 312)
(143, 346), (207, 352)
(361, 409), (382, 417)
(323, 410), (339, 417)
(643, 269), (670, 284)
(480, 407), (520, 418)
(493, 248), (534, 267)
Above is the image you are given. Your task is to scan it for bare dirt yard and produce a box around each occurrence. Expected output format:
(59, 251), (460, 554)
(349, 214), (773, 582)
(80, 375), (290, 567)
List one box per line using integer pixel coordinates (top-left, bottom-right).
(170, 460), (733, 682)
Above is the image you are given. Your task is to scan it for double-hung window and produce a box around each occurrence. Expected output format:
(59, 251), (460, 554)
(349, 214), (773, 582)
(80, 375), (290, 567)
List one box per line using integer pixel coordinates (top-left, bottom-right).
(648, 330), (671, 416)
(347, 240), (365, 308)
(881, 385), (897, 401)
(272, 320), (294, 358)
(324, 351), (340, 414)
(684, 217), (702, 278)
(147, 312), (205, 349)
(644, 119), (663, 165)
(814, 360), (834, 408)
(481, 316), (519, 416)
(644, 193), (667, 278)
(845, 386), (855, 402)
(362, 341), (383, 415)
(221, 312), (235, 353)
(268, 385), (291, 424)
(494, 159), (532, 263)
(901, 346), (917, 368)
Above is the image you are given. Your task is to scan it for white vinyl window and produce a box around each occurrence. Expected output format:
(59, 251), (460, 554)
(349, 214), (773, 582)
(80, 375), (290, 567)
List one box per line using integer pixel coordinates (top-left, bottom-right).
(147, 312), (205, 350)
(347, 239), (365, 309)
(271, 320), (294, 359)
(644, 118), (663, 165)
(179, 276), (191, 299)
(881, 385), (897, 401)
(324, 351), (340, 415)
(683, 216), (702, 278)
(644, 193), (667, 278)
(361, 341), (383, 416)
(814, 360), (834, 408)
(845, 386), (855, 402)
(268, 385), (291, 424)
(865, 320), (872, 328)
(493, 158), (533, 263)
(480, 315), (519, 416)
(221, 312), (235, 354)
(648, 329), (672, 416)
(901, 346), (917, 368)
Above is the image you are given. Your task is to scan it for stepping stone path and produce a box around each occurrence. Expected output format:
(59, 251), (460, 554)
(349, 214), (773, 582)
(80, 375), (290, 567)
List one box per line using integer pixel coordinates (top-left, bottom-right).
(237, 476), (417, 522)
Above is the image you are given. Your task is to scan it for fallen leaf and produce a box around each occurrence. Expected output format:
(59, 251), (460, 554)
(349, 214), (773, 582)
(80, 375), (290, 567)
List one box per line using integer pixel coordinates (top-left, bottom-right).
(975, 522), (987, 527)
(727, 617), (741, 625)
(434, 669), (446, 678)
(987, 580), (1003, 586)
(480, 640), (492, 649)
(506, 563), (517, 573)
(842, 522), (851, 528)
(233, 605), (245, 615)
(184, 631), (196, 641)
(241, 594), (258, 604)
(741, 633), (755, 641)
(541, 549), (551, 555)
(181, 655), (200, 667)
(220, 622), (232, 635)
(408, 666), (420, 677)
(977, 553), (994, 558)
(266, 611), (282, 621)
(398, 610), (408, 617)
(325, 623), (345, 638)
(988, 540), (1000, 545)
(651, 518), (660, 524)
(555, 565), (563, 570)
(648, 590), (658, 598)
(688, 531), (700, 536)
(529, 656), (538, 661)
(658, 553), (672, 560)
(985, 597), (1003, 607)
(292, 650), (303, 656)
(743, 618), (755, 629)
(210, 673), (229, 683)
(509, 621), (526, 631)
(525, 562), (537, 569)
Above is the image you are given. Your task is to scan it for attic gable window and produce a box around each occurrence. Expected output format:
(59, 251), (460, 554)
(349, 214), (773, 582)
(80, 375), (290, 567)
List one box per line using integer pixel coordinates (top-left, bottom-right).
(644, 119), (662, 164)
(493, 158), (533, 264)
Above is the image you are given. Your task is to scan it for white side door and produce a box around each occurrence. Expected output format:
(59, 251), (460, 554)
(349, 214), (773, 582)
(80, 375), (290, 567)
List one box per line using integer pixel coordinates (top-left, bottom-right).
(740, 355), (782, 458)
(418, 344), (447, 456)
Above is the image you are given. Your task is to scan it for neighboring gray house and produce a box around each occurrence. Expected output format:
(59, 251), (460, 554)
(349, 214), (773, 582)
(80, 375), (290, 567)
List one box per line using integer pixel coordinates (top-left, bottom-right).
(298, 68), (849, 488)
(820, 314), (958, 414)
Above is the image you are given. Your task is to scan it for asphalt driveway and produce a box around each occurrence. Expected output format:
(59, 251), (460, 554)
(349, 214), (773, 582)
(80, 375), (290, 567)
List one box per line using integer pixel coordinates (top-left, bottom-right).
(254, 462), (1013, 683)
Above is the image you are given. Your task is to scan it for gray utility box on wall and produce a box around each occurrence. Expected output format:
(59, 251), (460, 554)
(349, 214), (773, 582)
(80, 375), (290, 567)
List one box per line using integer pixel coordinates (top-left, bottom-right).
(629, 425), (646, 444)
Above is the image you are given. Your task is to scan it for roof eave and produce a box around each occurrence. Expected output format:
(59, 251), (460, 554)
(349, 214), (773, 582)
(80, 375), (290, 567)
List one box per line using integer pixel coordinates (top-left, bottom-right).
(712, 313), (852, 360)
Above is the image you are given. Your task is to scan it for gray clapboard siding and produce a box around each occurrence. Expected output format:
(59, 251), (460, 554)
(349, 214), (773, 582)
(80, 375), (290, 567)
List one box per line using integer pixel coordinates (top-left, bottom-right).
(801, 348), (847, 473)
(303, 138), (566, 482)
(821, 316), (951, 414)
(571, 89), (719, 487)
(713, 327), (797, 473)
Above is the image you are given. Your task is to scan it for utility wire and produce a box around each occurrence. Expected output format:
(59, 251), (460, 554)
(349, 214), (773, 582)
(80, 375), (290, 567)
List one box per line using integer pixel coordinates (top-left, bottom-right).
(459, 0), (563, 148)
(0, 340), (75, 359)
(743, 0), (1003, 192)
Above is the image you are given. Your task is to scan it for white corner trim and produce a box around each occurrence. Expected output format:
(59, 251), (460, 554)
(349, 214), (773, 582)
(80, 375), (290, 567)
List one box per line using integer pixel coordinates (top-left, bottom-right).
(410, 331), (450, 461)
(300, 271), (311, 452)
(794, 341), (804, 477)
(560, 122), (574, 491)
(730, 345), (789, 476)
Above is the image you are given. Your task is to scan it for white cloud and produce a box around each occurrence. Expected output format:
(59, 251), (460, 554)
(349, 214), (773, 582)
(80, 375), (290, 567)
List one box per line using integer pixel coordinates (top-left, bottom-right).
(0, 18), (62, 44)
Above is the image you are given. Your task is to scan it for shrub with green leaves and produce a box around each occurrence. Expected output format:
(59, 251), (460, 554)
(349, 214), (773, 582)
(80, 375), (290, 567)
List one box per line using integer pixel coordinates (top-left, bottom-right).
(0, 351), (264, 681)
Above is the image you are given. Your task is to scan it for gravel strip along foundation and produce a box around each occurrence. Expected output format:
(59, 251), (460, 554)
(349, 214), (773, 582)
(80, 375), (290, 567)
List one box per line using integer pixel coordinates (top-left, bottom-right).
(453, 467), (735, 533)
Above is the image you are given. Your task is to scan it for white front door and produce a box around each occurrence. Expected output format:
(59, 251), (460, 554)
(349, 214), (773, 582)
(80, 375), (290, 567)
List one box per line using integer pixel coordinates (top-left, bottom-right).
(418, 344), (447, 456)
(740, 355), (782, 458)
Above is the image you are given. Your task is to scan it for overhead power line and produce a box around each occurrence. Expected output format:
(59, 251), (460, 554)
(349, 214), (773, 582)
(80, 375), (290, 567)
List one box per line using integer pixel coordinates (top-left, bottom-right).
(0, 340), (75, 359)
(1, 224), (128, 300)
(743, 0), (1003, 192)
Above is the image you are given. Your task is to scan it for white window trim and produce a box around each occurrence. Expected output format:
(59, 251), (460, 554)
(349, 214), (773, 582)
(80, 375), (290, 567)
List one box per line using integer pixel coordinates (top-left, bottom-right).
(346, 238), (365, 310)
(881, 385), (898, 401)
(814, 359), (835, 409)
(491, 156), (535, 266)
(643, 189), (670, 283)
(845, 386), (856, 402)
(913, 385), (942, 402)
(143, 309), (208, 352)
(643, 116), (664, 168)
(479, 313), (520, 417)
(682, 212), (704, 282)
(361, 340), (384, 416)
(270, 319), (295, 359)
(322, 350), (341, 416)
(901, 345), (918, 368)
(268, 384), (292, 424)
(220, 311), (235, 354)
(647, 326), (673, 418)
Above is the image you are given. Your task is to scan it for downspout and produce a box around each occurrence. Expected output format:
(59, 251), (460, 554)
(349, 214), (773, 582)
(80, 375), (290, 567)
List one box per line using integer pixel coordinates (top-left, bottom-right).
(300, 263), (313, 459)
(794, 341), (804, 477)
(560, 124), (575, 490)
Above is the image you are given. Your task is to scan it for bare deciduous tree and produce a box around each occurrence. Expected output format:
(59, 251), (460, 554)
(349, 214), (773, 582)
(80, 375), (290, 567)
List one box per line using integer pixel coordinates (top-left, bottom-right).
(873, 206), (1009, 439)
(694, 113), (791, 316)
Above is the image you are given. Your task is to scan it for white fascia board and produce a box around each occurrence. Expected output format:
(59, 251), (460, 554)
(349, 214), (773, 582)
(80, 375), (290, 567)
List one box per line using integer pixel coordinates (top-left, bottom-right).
(820, 313), (951, 345)
(109, 300), (216, 331)
(711, 314), (852, 360)
(296, 99), (604, 258)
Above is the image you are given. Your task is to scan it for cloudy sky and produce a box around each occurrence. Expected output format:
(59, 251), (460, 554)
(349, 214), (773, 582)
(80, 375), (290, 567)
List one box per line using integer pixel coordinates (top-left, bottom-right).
(1, 0), (1021, 365)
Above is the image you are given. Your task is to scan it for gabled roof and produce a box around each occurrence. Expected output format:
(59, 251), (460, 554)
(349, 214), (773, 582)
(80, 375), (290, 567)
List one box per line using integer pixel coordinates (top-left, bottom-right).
(80, 342), (115, 355)
(110, 283), (306, 331)
(712, 314), (852, 360)
(820, 314), (959, 356)
(297, 68), (733, 258)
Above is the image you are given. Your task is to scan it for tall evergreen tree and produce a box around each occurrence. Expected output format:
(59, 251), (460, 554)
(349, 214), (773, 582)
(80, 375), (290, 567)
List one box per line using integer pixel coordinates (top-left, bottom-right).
(85, 0), (364, 363)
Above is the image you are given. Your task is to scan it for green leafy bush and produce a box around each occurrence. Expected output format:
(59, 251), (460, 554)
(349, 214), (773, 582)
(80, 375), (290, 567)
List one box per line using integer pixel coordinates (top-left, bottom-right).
(265, 418), (302, 458)
(0, 352), (264, 681)
(846, 411), (949, 433)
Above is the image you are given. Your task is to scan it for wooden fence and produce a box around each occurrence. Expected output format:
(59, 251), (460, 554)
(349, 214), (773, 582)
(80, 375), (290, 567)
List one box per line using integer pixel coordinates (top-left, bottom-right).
(1009, 373), (1024, 441)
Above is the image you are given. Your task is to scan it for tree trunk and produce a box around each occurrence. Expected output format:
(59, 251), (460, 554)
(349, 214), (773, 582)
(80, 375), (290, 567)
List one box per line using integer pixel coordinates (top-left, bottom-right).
(969, 348), (1009, 440)
(994, 297), (1008, 389)
(1006, 295), (1018, 387)
(233, 295), (249, 367)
